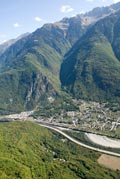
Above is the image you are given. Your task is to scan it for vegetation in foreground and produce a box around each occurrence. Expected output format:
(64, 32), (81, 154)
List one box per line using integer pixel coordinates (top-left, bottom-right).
(0, 121), (120, 179)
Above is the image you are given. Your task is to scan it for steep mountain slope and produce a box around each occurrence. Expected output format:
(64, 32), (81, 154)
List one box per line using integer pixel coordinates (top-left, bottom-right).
(0, 16), (86, 113)
(0, 29), (66, 112)
(1, 2), (120, 113)
(60, 10), (120, 102)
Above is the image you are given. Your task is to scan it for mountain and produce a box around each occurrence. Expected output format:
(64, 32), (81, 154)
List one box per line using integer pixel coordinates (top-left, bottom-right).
(0, 25), (70, 111)
(85, 2), (120, 19)
(0, 2), (120, 113)
(60, 9), (120, 102)
(0, 10), (103, 113)
(0, 121), (119, 179)
(0, 16), (86, 113)
(75, 2), (120, 29)
(0, 33), (30, 56)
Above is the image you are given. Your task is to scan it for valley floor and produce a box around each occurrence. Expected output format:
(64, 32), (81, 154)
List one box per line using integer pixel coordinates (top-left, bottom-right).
(85, 133), (120, 148)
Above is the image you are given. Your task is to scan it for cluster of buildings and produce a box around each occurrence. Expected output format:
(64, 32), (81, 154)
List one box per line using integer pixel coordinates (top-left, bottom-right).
(39, 100), (120, 132)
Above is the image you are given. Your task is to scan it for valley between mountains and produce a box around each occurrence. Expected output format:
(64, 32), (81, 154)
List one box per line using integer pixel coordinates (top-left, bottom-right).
(1, 2), (120, 113)
(0, 2), (120, 179)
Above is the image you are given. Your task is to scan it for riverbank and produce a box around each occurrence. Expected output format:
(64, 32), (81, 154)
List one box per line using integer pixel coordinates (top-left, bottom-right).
(85, 133), (120, 148)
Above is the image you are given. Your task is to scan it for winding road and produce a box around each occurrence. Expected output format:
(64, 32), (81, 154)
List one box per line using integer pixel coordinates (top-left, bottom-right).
(38, 122), (120, 157)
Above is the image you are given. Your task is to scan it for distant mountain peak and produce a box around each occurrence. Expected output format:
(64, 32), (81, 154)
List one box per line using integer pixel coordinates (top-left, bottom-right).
(0, 32), (30, 55)
(85, 1), (120, 19)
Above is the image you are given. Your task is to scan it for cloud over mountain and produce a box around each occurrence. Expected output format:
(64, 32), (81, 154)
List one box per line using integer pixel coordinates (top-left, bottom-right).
(13, 23), (20, 28)
(60, 5), (74, 13)
(34, 17), (43, 22)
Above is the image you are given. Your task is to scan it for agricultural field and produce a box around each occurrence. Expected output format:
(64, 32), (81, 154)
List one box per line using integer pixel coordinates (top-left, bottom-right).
(98, 154), (120, 170)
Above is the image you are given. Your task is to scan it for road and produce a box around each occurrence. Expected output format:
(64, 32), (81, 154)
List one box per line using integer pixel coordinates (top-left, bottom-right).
(37, 122), (120, 157)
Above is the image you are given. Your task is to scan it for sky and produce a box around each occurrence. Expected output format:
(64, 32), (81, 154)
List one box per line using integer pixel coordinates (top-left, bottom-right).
(0, 0), (120, 44)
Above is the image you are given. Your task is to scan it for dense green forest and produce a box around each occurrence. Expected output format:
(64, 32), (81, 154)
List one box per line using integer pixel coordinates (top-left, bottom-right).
(0, 121), (120, 179)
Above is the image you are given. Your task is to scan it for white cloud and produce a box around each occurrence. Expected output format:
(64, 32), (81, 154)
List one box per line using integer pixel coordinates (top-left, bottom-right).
(34, 16), (43, 22)
(2, 39), (7, 43)
(13, 23), (20, 28)
(86, 0), (94, 2)
(114, 0), (120, 3)
(86, 0), (109, 2)
(0, 34), (7, 38)
(0, 35), (7, 44)
(60, 5), (74, 13)
(86, 0), (120, 4)
(80, 10), (85, 14)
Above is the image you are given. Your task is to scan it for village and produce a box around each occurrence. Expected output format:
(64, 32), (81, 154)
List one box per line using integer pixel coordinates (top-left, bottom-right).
(34, 99), (120, 134)
(0, 98), (120, 135)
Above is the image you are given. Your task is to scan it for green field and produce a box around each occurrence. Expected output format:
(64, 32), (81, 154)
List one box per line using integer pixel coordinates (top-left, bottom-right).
(0, 121), (120, 179)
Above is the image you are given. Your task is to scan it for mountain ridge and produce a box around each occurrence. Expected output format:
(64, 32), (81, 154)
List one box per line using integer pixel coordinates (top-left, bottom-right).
(1, 2), (120, 113)
(60, 9), (120, 102)
(0, 33), (30, 56)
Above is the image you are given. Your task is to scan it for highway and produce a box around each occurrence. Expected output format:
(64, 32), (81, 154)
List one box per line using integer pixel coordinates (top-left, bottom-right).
(37, 122), (120, 157)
